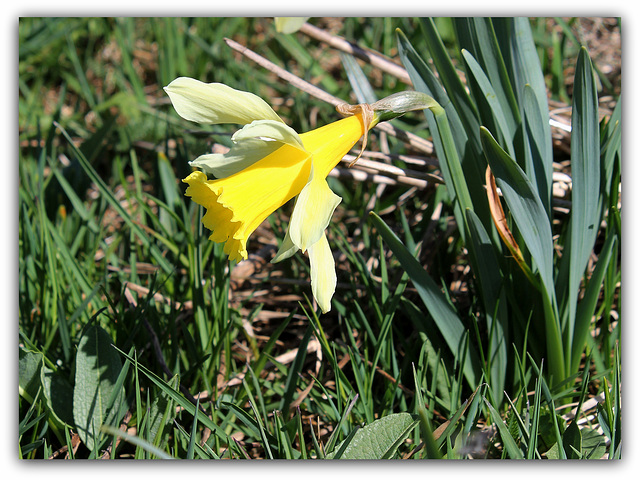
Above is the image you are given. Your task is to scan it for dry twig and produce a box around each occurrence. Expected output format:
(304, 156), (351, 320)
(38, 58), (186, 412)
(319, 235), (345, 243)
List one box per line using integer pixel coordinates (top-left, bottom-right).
(224, 37), (434, 155)
(298, 22), (412, 85)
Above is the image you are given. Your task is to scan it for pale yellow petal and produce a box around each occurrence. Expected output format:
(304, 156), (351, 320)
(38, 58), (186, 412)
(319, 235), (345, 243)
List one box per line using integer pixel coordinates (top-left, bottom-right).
(274, 17), (310, 34)
(308, 233), (336, 313)
(289, 166), (341, 252)
(271, 227), (299, 263)
(190, 139), (280, 178)
(164, 77), (283, 125)
(191, 120), (304, 178)
(232, 120), (305, 150)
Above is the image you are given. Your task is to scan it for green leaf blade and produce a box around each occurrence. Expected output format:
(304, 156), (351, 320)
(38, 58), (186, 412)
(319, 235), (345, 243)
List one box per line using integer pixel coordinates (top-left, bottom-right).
(73, 324), (126, 452)
(369, 211), (480, 387)
(564, 47), (602, 340)
(327, 413), (418, 460)
(480, 127), (554, 298)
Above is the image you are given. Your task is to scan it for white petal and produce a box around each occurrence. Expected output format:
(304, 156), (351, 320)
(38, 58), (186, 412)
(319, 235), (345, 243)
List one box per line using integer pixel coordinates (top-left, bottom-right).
(232, 120), (305, 151)
(289, 166), (341, 252)
(164, 77), (283, 125)
(271, 227), (299, 263)
(308, 233), (336, 313)
(189, 120), (305, 178)
(189, 138), (281, 178)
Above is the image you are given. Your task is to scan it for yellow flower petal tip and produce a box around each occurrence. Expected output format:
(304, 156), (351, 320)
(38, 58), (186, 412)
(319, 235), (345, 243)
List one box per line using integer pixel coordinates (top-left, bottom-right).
(182, 171), (248, 263)
(274, 17), (309, 34)
(308, 233), (337, 313)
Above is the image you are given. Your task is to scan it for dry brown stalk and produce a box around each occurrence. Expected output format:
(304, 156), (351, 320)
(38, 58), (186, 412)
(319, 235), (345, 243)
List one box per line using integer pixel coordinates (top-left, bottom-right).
(223, 37), (434, 155)
(298, 22), (412, 85)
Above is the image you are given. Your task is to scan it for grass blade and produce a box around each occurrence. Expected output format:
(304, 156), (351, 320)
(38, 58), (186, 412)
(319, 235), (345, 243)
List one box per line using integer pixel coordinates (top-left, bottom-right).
(101, 425), (174, 460)
(484, 397), (523, 459)
(370, 211), (480, 387)
(53, 121), (174, 274)
(340, 52), (378, 104)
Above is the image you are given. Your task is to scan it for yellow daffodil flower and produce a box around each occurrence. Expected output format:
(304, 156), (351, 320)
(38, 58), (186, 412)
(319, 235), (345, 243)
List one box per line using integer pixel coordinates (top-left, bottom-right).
(164, 77), (378, 313)
(165, 77), (434, 313)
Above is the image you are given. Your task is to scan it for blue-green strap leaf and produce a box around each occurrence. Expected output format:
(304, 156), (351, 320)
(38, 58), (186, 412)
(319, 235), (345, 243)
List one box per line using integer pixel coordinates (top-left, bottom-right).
(562, 47), (602, 344)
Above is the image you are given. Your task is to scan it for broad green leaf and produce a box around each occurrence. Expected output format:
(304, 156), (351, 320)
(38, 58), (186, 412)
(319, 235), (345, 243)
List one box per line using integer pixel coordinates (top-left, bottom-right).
(73, 324), (126, 452)
(340, 52), (377, 104)
(19, 347), (43, 403)
(571, 234), (618, 372)
(580, 426), (608, 459)
(522, 84), (553, 216)
(561, 47), (602, 347)
(461, 48), (516, 157)
(41, 365), (74, 427)
(370, 211), (480, 387)
(480, 127), (554, 298)
(327, 413), (418, 459)
(465, 209), (507, 402)
(454, 18), (520, 137)
(563, 421), (582, 459)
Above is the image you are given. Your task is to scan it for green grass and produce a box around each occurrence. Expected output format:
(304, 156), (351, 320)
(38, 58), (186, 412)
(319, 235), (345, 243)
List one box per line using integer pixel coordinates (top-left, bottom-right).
(19, 17), (620, 459)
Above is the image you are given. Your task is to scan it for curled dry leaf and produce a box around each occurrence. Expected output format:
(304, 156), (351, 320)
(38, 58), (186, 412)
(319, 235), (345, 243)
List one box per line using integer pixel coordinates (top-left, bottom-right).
(485, 165), (525, 268)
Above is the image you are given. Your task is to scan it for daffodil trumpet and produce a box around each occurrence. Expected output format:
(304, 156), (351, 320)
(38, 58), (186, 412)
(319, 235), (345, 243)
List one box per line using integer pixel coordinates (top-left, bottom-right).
(165, 77), (434, 313)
